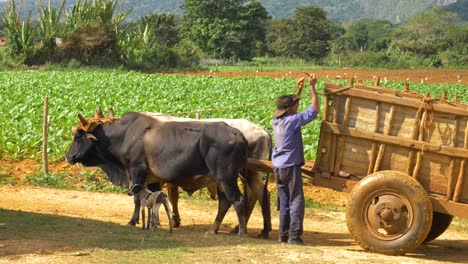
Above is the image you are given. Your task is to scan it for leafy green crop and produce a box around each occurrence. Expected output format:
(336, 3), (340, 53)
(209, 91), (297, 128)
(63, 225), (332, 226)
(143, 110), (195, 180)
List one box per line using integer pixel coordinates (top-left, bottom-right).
(0, 70), (465, 161)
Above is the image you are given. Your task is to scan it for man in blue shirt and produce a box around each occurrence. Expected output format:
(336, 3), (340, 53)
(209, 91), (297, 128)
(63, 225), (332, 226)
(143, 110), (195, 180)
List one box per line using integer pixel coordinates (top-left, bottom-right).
(272, 75), (320, 245)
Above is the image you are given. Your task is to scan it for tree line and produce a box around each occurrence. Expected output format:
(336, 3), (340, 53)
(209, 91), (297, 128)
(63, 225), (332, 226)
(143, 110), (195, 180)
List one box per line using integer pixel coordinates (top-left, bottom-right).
(1, 0), (467, 70)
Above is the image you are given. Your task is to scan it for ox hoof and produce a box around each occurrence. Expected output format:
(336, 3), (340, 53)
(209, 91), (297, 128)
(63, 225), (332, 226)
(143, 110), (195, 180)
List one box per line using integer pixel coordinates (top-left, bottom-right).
(230, 226), (239, 234)
(172, 218), (181, 228)
(256, 231), (269, 239)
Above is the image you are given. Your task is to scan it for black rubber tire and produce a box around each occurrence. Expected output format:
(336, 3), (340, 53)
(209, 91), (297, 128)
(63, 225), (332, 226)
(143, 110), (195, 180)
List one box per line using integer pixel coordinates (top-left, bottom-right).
(424, 212), (453, 243)
(346, 170), (433, 255)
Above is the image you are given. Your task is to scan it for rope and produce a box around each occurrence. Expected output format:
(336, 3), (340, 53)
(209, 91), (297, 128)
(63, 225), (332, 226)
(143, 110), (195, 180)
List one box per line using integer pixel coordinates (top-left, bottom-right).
(156, 100), (277, 117)
(418, 94), (434, 154)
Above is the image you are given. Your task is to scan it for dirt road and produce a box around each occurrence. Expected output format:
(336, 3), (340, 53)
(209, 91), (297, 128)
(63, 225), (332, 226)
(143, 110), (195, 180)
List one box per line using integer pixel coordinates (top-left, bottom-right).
(0, 185), (467, 263)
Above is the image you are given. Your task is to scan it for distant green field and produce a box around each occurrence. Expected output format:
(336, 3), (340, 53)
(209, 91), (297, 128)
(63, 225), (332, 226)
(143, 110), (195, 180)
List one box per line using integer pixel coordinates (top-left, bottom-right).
(0, 70), (465, 161)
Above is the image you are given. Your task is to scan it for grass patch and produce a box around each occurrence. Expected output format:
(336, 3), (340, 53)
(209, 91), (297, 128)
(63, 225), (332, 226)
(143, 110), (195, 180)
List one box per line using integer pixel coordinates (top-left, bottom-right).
(451, 217), (468, 233)
(0, 209), (184, 253)
(269, 187), (344, 212)
(23, 172), (78, 189)
(16, 170), (127, 194)
(205, 57), (324, 72)
(0, 167), (15, 185)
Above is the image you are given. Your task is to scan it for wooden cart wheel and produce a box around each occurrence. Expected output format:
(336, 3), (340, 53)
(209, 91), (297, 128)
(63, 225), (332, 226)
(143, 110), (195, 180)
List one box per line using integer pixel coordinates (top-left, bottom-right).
(346, 170), (433, 255)
(424, 212), (453, 243)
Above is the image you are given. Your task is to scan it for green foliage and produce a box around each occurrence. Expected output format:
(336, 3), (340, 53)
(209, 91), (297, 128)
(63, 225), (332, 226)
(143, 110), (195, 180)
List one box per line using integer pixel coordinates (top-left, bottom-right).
(61, 0), (126, 65)
(266, 5), (334, 61)
(0, 168), (16, 185)
(261, 0), (452, 23)
(1, 70), (465, 163)
(134, 13), (181, 47)
(2, 0), (466, 69)
(181, 0), (269, 60)
(265, 19), (295, 58)
(1, 0), (38, 64)
(119, 23), (181, 70)
(337, 19), (394, 52)
(23, 172), (76, 189)
(80, 170), (127, 193)
(6, 0), (463, 24)
(291, 6), (333, 61)
(119, 13), (201, 70)
(393, 8), (460, 56)
(36, 0), (66, 62)
(0, 71), (314, 160)
(445, 0), (468, 21)
(269, 186), (343, 211)
(389, 8), (468, 67)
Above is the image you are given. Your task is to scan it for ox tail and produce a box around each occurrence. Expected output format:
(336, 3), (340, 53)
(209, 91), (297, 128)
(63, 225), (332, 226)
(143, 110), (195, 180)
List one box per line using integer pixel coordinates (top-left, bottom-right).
(237, 134), (250, 221)
(262, 135), (273, 233)
(242, 168), (249, 220)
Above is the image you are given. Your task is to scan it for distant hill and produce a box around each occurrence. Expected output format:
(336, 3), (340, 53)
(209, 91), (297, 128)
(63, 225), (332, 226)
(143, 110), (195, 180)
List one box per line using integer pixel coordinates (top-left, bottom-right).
(0, 0), (463, 24)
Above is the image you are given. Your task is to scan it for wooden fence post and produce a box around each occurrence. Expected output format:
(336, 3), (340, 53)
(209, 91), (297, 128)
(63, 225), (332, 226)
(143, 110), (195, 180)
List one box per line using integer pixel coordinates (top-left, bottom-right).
(43, 96), (49, 174)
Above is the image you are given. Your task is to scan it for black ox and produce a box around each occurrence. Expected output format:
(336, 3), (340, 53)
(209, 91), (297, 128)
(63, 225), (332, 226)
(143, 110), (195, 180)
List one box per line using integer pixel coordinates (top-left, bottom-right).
(142, 113), (272, 238)
(66, 110), (250, 236)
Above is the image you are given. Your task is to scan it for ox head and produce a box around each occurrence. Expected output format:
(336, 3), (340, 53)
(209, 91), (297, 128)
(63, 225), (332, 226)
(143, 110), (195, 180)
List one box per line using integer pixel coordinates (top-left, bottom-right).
(65, 108), (117, 165)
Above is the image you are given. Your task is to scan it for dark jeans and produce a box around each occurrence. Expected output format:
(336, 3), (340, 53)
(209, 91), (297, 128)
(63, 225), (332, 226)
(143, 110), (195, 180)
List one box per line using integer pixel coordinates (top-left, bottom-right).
(274, 166), (304, 239)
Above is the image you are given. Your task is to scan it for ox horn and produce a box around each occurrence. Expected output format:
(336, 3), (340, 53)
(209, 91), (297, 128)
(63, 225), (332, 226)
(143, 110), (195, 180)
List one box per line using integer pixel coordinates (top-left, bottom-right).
(95, 108), (104, 119)
(78, 114), (88, 126)
(108, 107), (115, 118)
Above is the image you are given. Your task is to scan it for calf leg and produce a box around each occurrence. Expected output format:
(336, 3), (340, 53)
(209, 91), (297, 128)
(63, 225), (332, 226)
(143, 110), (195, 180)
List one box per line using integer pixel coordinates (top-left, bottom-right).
(151, 202), (161, 231)
(162, 199), (173, 233)
(146, 207), (153, 229)
(141, 206), (146, 230)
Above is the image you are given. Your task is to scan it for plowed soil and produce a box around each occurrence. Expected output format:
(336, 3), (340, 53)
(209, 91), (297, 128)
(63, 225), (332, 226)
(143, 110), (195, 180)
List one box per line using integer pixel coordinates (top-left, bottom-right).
(174, 69), (468, 85)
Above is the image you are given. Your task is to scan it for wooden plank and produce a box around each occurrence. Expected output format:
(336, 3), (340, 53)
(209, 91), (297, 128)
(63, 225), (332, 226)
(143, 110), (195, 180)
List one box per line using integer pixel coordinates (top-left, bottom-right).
(407, 107), (424, 176)
(325, 86), (468, 117)
(321, 122), (468, 159)
(355, 83), (423, 100)
(323, 95), (329, 122)
(334, 97), (352, 175)
(453, 123), (468, 202)
(374, 77), (380, 86)
(246, 158), (273, 173)
(312, 174), (358, 193)
(246, 158), (316, 176)
(431, 196), (468, 218)
(447, 119), (459, 200)
(412, 110), (428, 179)
(374, 105), (396, 172)
(328, 98), (339, 173)
(368, 102), (381, 175)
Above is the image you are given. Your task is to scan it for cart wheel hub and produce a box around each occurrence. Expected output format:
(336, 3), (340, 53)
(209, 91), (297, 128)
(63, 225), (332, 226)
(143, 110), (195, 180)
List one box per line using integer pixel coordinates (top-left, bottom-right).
(365, 192), (413, 239)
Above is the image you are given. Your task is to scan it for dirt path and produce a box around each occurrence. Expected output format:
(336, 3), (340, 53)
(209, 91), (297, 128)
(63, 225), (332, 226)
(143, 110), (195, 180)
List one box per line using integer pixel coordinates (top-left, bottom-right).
(0, 185), (467, 263)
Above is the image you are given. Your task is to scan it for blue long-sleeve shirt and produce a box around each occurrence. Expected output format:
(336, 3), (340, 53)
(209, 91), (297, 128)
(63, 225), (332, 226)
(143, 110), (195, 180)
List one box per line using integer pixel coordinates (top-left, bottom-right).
(271, 106), (318, 168)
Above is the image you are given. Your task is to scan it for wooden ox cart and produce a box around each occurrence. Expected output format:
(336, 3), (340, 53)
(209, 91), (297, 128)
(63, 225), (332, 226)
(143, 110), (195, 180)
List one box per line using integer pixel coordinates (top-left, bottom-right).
(248, 80), (468, 255)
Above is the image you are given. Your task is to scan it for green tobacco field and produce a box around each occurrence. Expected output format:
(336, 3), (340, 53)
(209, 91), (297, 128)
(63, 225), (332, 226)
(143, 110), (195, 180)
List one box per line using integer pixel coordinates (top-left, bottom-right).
(0, 70), (466, 161)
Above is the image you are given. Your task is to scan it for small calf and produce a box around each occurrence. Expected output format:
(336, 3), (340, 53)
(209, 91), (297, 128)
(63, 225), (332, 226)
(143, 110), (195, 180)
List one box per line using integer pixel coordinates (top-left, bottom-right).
(133, 186), (173, 233)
